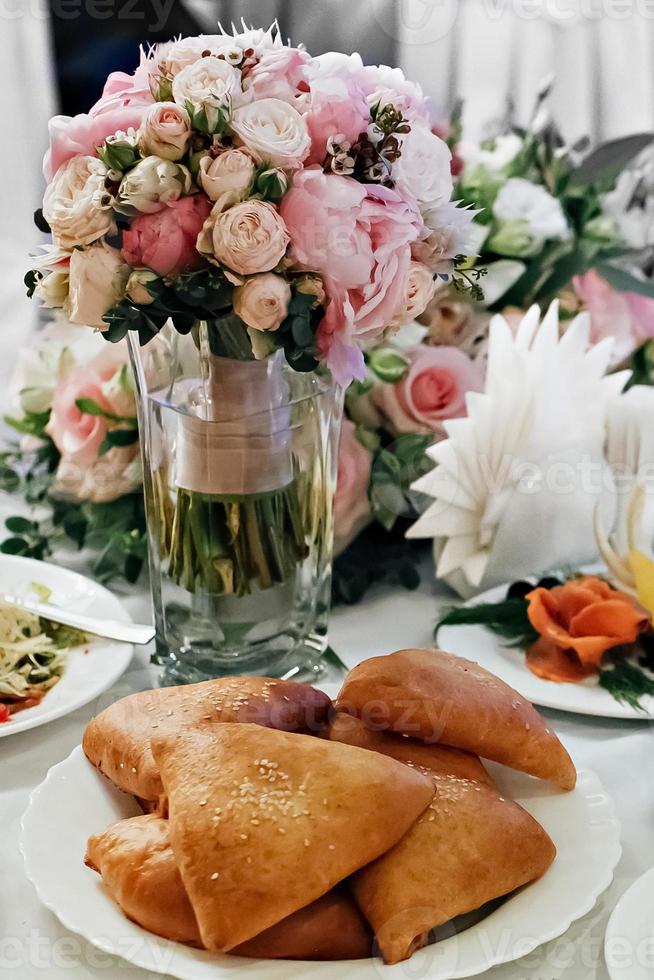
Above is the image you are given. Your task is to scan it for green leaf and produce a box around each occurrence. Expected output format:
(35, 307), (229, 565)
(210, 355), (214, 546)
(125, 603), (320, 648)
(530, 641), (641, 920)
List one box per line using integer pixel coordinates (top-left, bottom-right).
(75, 398), (137, 426)
(5, 516), (38, 535)
(599, 658), (654, 710)
(4, 410), (51, 438)
(571, 134), (654, 187)
(0, 537), (29, 556)
(594, 262), (654, 300)
(322, 645), (348, 673)
(436, 598), (539, 647)
(99, 428), (140, 455)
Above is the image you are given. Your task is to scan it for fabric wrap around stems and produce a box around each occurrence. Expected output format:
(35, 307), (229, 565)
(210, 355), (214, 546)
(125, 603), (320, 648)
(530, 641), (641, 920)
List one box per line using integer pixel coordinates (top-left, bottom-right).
(175, 353), (294, 497)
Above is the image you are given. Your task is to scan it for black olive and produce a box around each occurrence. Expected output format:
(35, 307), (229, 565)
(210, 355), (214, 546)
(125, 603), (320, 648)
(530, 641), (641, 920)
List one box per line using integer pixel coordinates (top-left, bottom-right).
(506, 580), (532, 599)
(536, 576), (562, 590)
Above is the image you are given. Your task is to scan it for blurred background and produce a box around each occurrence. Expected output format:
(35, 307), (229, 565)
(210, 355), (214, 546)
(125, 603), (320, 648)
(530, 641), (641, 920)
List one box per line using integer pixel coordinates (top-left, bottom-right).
(3, 0), (654, 382)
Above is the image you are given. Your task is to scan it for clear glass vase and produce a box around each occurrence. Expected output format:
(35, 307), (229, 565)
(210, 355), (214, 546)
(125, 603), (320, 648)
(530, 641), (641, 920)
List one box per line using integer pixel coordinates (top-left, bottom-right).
(128, 322), (343, 684)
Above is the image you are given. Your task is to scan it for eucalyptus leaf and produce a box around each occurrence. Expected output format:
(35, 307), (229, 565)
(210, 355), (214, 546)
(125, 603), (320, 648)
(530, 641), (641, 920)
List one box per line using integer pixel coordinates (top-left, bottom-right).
(594, 262), (654, 300)
(571, 133), (654, 187)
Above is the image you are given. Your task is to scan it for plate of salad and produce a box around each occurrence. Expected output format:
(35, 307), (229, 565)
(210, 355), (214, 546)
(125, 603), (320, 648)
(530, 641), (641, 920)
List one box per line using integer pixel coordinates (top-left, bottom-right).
(437, 572), (654, 720)
(0, 555), (134, 736)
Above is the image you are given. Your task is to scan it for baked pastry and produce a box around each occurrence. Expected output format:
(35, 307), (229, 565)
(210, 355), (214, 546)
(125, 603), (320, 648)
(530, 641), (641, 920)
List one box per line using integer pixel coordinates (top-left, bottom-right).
(150, 723), (434, 951)
(337, 648), (576, 790)
(86, 814), (372, 959)
(329, 714), (557, 964)
(85, 815), (201, 945)
(83, 676), (331, 806)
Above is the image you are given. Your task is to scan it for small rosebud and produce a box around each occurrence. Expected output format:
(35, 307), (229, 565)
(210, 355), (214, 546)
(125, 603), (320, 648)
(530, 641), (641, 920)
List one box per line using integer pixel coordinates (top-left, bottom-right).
(256, 167), (289, 201)
(126, 269), (158, 306)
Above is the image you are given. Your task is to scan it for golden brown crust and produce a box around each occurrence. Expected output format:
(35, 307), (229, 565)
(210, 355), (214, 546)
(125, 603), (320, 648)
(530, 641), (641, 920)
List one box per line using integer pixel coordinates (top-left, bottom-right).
(328, 714), (557, 965)
(85, 815), (202, 945)
(82, 677), (331, 805)
(233, 890), (373, 960)
(337, 648), (576, 790)
(151, 723), (434, 952)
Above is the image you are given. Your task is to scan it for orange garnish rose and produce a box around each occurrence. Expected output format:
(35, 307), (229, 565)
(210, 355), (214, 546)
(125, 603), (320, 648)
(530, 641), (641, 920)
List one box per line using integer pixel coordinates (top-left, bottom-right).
(525, 576), (650, 682)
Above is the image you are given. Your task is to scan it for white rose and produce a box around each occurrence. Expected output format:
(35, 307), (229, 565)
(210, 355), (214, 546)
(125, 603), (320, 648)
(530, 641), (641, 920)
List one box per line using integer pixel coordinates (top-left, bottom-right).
(493, 178), (571, 241)
(139, 102), (191, 161)
(35, 270), (70, 308)
(393, 123), (453, 214)
(458, 133), (523, 175)
(117, 156), (192, 213)
(67, 242), (129, 329)
(198, 148), (257, 207)
(149, 36), (211, 80)
(172, 56), (245, 130)
(43, 155), (113, 250)
(231, 98), (310, 169)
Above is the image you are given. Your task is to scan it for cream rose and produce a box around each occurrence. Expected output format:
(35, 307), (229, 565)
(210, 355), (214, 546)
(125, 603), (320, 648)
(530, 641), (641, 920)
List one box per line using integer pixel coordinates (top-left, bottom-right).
(35, 270), (70, 308)
(67, 242), (129, 329)
(139, 102), (191, 161)
(117, 156), (192, 213)
(172, 56), (245, 129)
(234, 273), (291, 331)
(198, 148), (257, 207)
(43, 155), (113, 250)
(388, 261), (436, 332)
(198, 199), (289, 275)
(393, 123), (453, 214)
(231, 98), (310, 169)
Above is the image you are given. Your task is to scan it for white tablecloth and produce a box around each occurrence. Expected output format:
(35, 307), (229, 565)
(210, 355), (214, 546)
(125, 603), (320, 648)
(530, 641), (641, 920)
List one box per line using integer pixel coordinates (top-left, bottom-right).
(0, 560), (652, 979)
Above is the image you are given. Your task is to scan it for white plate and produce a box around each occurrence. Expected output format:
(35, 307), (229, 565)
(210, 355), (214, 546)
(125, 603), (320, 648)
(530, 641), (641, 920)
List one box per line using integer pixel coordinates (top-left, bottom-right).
(21, 744), (621, 980)
(0, 554), (133, 736)
(605, 867), (654, 980)
(438, 582), (654, 720)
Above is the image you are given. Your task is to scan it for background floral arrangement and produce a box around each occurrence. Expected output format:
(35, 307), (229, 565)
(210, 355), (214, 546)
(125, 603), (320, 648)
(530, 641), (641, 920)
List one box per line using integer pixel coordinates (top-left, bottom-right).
(4, 43), (654, 599)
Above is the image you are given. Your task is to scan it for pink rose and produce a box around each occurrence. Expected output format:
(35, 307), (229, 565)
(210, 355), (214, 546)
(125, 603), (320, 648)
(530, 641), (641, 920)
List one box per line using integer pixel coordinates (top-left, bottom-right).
(358, 64), (430, 122)
(46, 344), (134, 468)
(573, 270), (654, 363)
(122, 195), (211, 277)
(373, 346), (484, 436)
(198, 199), (289, 276)
(44, 106), (148, 182)
(233, 273), (291, 331)
(334, 419), (372, 554)
(243, 46), (311, 104)
(388, 261), (436, 332)
(139, 102), (191, 161)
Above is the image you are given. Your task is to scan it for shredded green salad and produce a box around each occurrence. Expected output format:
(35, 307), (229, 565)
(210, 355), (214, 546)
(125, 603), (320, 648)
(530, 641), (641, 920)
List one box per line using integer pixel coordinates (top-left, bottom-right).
(0, 585), (86, 720)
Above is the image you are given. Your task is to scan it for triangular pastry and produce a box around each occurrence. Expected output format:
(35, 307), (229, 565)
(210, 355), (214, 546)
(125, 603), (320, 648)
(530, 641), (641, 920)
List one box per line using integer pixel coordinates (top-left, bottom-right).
(329, 714), (556, 964)
(83, 676), (331, 805)
(85, 814), (372, 959)
(337, 648), (576, 789)
(151, 723), (434, 951)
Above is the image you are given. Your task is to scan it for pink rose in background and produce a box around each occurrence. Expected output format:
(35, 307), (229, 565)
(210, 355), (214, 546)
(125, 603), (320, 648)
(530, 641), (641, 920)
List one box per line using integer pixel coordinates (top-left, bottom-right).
(244, 46), (311, 104)
(573, 270), (654, 363)
(44, 106), (148, 181)
(373, 346), (484, 436)
(46, 344), (133, 468)
(122, 195), (211, 277)
(334, 419), (372, 554)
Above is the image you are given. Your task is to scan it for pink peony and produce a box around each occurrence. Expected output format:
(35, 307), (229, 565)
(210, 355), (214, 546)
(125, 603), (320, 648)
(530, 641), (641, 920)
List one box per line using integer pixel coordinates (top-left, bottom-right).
(301, 54), (370, 165)
(334, 419), (372, 554)
(373, 345), (484, 436)
(243, 46), (311, 104)
(358, 64), (431, 122)
(122, 195), (211, 278)
(44, 107), (148, 182)
(46, 343), (134, 468)
(90, 64), (154, 115)
(280, 170), (421, 384)
(573, 270), (654, 363)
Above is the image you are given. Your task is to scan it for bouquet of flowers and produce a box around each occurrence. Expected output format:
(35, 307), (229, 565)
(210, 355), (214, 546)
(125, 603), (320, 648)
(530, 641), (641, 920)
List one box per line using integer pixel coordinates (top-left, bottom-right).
(14, 23), (482, 674)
